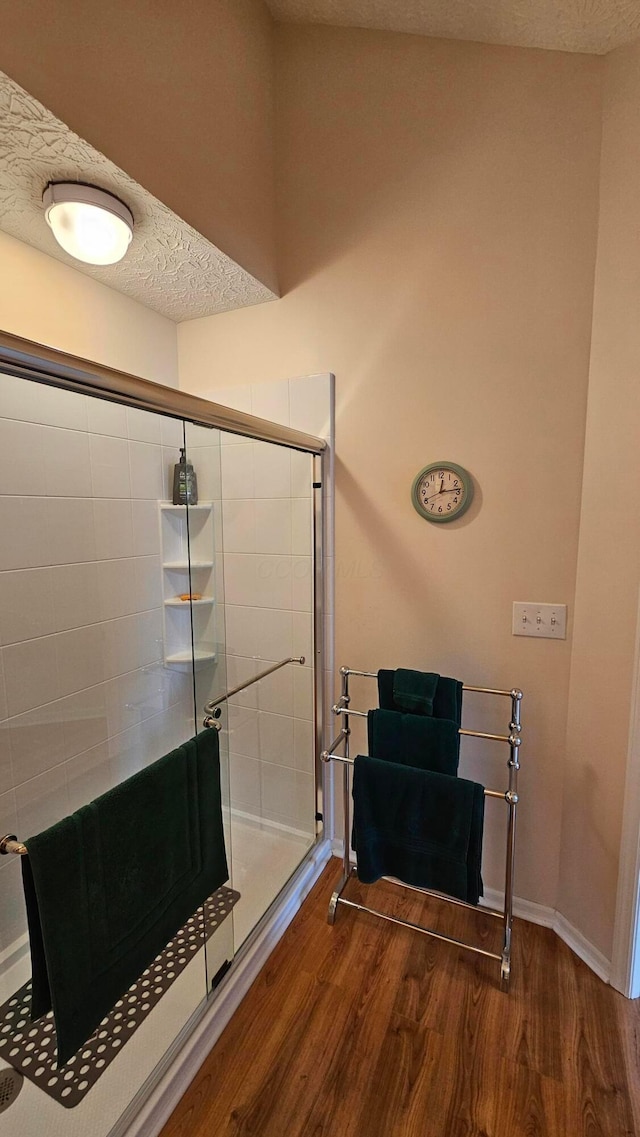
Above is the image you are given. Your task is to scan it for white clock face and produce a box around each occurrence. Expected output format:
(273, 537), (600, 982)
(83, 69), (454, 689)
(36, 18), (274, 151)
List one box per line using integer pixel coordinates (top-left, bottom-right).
(418, 467), (465, 519)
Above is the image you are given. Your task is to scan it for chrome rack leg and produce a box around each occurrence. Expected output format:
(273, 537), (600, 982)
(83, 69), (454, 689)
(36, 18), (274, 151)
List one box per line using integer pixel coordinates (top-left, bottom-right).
(500, 688), (522, 992)
(328, 667), (353, 925)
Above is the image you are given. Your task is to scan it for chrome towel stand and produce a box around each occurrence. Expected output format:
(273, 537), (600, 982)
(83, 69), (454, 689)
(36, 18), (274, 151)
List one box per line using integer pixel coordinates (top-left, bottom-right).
(321, 667), (523, 991)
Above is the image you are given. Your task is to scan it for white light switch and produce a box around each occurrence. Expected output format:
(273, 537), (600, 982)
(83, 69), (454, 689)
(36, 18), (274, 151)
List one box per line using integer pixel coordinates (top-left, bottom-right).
(512, 602), (567, 639)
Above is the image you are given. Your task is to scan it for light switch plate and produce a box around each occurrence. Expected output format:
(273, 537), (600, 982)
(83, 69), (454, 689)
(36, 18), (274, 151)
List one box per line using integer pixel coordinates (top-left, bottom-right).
(512, 602), (567, 639)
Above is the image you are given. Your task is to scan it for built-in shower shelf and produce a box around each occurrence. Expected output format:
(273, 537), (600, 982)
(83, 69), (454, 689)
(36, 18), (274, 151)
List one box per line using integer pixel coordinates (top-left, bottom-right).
(162, 560), (214, 570)
(164, 597), (215, 608)
(160, 503), (213, 512)
(165, 648), (216, 670)
(159, 500), (217, 673)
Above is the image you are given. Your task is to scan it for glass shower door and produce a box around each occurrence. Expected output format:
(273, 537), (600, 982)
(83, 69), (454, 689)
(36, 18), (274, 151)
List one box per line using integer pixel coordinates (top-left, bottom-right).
(0, 377), (231, 1137)
(185, 421), (319, 967)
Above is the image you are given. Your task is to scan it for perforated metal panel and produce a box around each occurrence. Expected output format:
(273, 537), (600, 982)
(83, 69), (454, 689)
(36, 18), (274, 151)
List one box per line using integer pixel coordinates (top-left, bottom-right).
(0, 886), (239, 1108)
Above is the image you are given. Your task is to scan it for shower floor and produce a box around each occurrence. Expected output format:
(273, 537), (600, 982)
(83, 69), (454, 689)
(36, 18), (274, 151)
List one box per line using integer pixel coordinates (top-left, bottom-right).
(0, 814), (313, 1137)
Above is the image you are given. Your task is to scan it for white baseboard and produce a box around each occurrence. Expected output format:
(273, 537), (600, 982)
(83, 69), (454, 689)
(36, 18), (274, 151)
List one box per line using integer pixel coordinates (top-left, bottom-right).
(553, 912), (611, 984)
(329, 847), (611, 984)
(118, 838), (332, 1137)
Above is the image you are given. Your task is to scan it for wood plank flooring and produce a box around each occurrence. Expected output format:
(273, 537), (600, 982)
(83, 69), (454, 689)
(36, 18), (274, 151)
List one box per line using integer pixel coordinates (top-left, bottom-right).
(160, 862), (640, 1137)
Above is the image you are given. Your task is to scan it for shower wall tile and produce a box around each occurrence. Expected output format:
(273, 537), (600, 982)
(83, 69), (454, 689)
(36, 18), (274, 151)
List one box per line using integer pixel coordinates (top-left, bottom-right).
(97, 558), (139, 621)
(229, 753), (261, 814)
(132, 499), (161, 557)
(0, 418), (48, 494)
(59, 684), (109, 760)
(221, 443), (254, 498)
(225, 655), (259, 709)
(0, 567), (56, 645)
(66, 740), (112, 813)
(46, 497), (97, 564)
(8, 701), (68, 783)
(189, 443), (222, 501)
(293, 666), (314, 722)
(293, 718), (314, 773)
(290, 449), (313, 497)
(0, 724), (12, 796)
(255, 607), (294, 663)
(255, 499), (292, 555)
(0, 863), (27, 962)
(253, 442), (290, 498)
(0, 497), (51, 570)
(228, 704), (260, 760)
(161, 416), (183, 448)
(93, 498), (134, 560)
(292, 556), (313, 613)
(3, 635), (59, 716)
(254, 555), (293, 610)
(90, 434), (131, 498)
(15, 763), (70, 841)
(258, 711), (295, 767)
(257, 665), (293, 717)
(87, 398), (128, 438)
(222, 499), (256, 554)
(129, 441), (163, 500)
(1, 373), (42, 423)
(0, 789), (17, 859)
(36, 385), (89, 432)
(221, 604), (258, 659)
(0, 653), (7, 722)
(292, 611), (313, 663)
(50, 562), (99, 631)
(292, 498), (313, 556)
(55, 623), (107, 697)
(43, 426), (92, 497)
(134, 555), (163, 614)
(126, 406), (162, 445)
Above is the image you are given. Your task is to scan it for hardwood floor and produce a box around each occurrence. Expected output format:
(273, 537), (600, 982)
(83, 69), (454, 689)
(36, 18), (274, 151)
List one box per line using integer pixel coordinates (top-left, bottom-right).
(160, 862), (640, 1137)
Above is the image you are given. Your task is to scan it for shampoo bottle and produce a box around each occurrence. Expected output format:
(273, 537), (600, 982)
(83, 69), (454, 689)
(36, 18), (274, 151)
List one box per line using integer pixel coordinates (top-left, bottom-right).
(172, 448), (198, 505)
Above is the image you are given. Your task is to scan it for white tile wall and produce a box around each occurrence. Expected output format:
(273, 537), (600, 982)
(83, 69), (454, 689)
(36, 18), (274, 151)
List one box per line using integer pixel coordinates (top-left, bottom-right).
(0, 377), (205, 960)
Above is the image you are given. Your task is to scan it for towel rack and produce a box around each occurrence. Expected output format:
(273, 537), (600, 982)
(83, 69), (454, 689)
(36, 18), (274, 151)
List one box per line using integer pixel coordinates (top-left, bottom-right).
(203, 656), (305, 728)
(321, 666), (522, 991)
(0, 834), (27, 855)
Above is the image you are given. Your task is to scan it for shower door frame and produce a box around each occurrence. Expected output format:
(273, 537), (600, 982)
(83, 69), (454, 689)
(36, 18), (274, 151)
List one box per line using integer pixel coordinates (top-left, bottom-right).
(0, 327), (330, 1130)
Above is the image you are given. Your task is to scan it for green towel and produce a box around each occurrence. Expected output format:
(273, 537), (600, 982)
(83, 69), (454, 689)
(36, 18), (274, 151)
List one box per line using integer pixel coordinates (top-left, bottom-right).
(392, 668), (438, 715)
(21, 729), (227, 1065)
(378, 669), (463, 724)
(367, 708), (460, 776)
(352, 754), (484, 904)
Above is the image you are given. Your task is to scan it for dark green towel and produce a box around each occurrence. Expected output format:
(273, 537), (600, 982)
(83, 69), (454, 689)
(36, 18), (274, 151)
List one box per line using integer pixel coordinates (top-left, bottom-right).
(21, 729), (227, 1065)
(352, 754), (484, 904)
(367, 708), (460, 776)
(392, 668), (438, 715)
(378, 669), (463, 724)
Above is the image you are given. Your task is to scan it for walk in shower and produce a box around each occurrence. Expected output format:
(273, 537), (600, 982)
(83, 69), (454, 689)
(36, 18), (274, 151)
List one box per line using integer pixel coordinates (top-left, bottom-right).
(0, 334), (327, 1137)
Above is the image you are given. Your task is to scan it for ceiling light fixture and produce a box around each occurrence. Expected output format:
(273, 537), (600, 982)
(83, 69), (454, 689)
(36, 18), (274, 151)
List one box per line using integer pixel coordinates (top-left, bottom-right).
(43, 182), (134, 265)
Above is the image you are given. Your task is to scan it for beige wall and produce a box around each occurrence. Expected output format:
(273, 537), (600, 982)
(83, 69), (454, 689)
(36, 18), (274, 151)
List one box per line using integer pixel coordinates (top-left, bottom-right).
(0, 0), (278, 293)
(179, 27), (604, 908)
(558, 40), (640, 959)
(0, 231), (178, 386)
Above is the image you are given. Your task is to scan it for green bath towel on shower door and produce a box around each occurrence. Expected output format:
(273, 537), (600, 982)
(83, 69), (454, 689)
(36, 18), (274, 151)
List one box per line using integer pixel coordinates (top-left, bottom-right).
(21, 728), (228, 1065)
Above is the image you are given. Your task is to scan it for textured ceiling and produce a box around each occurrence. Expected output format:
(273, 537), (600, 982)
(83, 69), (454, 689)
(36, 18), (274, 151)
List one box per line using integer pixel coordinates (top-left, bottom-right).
(0, 72), (277, 323)
(266, 0), (640, 55)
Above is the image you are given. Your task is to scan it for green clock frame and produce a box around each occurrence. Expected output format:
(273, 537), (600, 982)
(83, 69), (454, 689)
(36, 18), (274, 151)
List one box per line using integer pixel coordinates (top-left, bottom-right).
(411, 461), (474, 523)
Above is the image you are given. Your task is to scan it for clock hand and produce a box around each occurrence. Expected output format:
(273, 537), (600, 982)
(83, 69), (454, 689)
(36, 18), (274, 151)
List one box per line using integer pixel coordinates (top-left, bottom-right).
(439, 478), (444, 493)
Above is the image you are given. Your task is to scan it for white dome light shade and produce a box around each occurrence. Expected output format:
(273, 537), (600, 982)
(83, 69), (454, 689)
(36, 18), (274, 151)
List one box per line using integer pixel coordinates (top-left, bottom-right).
(43, 183), (134, 265)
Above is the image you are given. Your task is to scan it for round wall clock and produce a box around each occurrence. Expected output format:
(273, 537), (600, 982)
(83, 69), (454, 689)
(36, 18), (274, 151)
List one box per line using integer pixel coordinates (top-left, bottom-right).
(411, 462), (474, 523)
